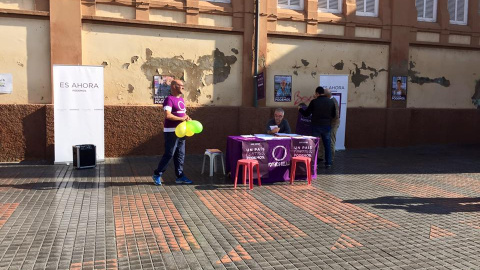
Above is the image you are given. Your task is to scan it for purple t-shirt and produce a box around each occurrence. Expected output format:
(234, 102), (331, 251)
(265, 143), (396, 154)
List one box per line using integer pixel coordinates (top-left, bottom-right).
(163, 95), (186, 132)
(296, 105), (312, 136)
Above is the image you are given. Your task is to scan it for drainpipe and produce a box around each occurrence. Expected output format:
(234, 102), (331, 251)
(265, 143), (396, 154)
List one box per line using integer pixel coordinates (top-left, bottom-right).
(253, 0), (260, 108)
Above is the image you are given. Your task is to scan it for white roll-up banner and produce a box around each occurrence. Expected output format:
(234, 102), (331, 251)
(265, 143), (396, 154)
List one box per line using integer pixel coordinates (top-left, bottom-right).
(319, 75), (349, 150)
(53, 65), (104, 164)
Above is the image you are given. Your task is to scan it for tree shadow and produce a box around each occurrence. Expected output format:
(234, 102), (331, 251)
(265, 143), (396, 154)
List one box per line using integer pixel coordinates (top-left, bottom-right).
(344, 196), (480, 214)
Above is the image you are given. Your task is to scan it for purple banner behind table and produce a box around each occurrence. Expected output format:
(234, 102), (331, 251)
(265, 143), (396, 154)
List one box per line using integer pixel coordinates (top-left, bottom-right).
(295, 104), (312, 136)
(291, 137), (316, 176)
(242, 141), (269, 179)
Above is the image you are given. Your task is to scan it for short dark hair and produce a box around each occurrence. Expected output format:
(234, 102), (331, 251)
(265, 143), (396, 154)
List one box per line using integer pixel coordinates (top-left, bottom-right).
(397, 79), (402, 83)
(315, 86), (325, 95)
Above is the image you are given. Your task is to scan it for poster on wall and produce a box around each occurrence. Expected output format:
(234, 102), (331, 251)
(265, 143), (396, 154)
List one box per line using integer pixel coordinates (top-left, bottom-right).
(0, 74), (13, 94)
(53, 65), (105, 164)
(391, 76), (407, 101)
(257, 72), (265, 100)
(319, 75), (349, 151)
(274, 75), (292, 102)
(153, 75), (174, 104)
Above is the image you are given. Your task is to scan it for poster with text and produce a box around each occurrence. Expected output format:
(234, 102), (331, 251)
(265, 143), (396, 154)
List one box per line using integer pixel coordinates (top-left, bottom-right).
(53, 65), (104, 164)
(154, 75), (174, 104)
(0, 74), (12, 94)
(391, 76), (407, 101)
(257, 72), (265, 100)
(274, 75), (292, 102)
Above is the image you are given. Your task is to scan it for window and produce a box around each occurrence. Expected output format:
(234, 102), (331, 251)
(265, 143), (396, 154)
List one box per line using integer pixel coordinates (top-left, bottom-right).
(448, 0), (468, 24)
(356, 0), (378, 17)
(278, 0), (304, 10)
(416, 0), (437, 22)
(318, 0), (342, 13)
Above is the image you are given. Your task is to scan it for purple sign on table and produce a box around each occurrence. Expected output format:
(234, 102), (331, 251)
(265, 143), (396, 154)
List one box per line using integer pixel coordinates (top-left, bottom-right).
(241, 141), (269, 179)
(291, 137), (316, 177)
(226, 136), (319, 184)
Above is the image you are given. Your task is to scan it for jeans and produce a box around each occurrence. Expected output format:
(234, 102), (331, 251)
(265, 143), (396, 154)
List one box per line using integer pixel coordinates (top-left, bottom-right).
(317, 123), (339, 162)
(312, 125), (332, 166)
(154, 132), (185, 178)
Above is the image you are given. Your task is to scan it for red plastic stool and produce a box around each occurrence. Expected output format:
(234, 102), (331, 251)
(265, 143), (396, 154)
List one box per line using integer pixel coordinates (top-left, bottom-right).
(234, 159), (261, 190)
(290, 156), (312, 185)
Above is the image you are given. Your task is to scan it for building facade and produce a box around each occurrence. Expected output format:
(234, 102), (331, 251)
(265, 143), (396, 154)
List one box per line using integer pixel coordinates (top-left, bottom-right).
(0, 0), (479, 161)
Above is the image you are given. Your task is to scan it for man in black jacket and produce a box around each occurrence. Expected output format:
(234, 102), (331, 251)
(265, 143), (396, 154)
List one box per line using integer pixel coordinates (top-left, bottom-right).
(299, 86), (336, 168)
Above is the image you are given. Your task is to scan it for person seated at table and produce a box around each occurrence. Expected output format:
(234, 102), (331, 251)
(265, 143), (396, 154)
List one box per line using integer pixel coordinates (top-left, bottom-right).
(265, 108), (291, 135)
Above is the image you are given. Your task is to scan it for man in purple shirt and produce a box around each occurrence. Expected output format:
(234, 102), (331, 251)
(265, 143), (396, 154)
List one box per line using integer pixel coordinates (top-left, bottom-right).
(152, 80), (192, 185)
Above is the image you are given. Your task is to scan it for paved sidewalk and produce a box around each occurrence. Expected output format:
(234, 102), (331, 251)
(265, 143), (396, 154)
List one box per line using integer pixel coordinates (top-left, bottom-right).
(0, 144), (480, 270)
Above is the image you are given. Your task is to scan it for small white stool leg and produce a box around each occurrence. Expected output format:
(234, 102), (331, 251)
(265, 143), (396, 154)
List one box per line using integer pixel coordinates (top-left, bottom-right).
(209, 153), (214, 177)
(201, 153), (206, 174)
(220, 154), (225, 175)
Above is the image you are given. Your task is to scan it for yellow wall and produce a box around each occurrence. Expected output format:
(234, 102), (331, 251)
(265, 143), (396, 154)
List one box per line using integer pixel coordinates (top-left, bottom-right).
(82, 23), (243, 106)
(408, 47), (480, 109)
(267, 37), (389, 108)
(0, 17), (50, 104)
(95, 4), (136, 19)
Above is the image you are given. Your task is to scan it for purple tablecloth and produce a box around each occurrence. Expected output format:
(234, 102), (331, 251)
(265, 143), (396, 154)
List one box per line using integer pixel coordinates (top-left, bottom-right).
(226, 136), (319, 183)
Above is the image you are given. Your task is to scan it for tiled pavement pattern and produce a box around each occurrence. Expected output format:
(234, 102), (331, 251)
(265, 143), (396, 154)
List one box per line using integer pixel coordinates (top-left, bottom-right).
(0, 144), (479, 269)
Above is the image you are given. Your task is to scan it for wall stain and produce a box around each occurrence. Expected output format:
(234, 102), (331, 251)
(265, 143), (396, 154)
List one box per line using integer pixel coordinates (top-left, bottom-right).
(301, 59), (309, 67)
(350, 62), (386, 87)
(231, 48), (239, 54)
(472, 79), (480, 109)
(128, 84), (134, 93)
(131, 56), (139, 63)
(311, 71), (317, 78)
(259, 56), (266, 68)
(122, 63), (130, 69)
(101, 61), (108, 67)
(408, 61), (450, 87)
(293, 70), (298, 76)
(333, 60), (344, 70)
(141, 48), (237, 102)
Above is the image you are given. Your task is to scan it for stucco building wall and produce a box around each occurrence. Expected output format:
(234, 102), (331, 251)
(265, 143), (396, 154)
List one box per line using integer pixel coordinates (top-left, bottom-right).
(82, 23), (243, 106)
(408, 46), (480, 109)
(267, 37), (389, 108)
(1, 0), (480, 162)
(0, 17), (50, 104)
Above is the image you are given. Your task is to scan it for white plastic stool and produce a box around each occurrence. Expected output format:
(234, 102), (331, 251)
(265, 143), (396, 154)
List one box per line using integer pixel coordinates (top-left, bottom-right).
(201, 149), (225, 176)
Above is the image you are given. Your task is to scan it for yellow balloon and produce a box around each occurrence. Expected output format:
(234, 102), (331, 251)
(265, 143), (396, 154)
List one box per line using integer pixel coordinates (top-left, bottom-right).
(175, 121), (187, 138)
(186, 129), (194, 137)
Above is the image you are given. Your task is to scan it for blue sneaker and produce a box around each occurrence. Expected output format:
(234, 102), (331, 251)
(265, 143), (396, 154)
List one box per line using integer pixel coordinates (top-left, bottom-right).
(175, 175), (193, 184)
(152, 174), (162, 186)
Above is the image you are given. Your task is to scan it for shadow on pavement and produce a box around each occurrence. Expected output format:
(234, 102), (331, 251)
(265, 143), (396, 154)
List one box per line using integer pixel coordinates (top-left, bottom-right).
(344, 196), (480, 214)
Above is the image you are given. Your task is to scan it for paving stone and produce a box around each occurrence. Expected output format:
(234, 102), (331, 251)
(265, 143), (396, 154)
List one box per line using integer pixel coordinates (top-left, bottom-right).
(0, 146), (480, 269)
